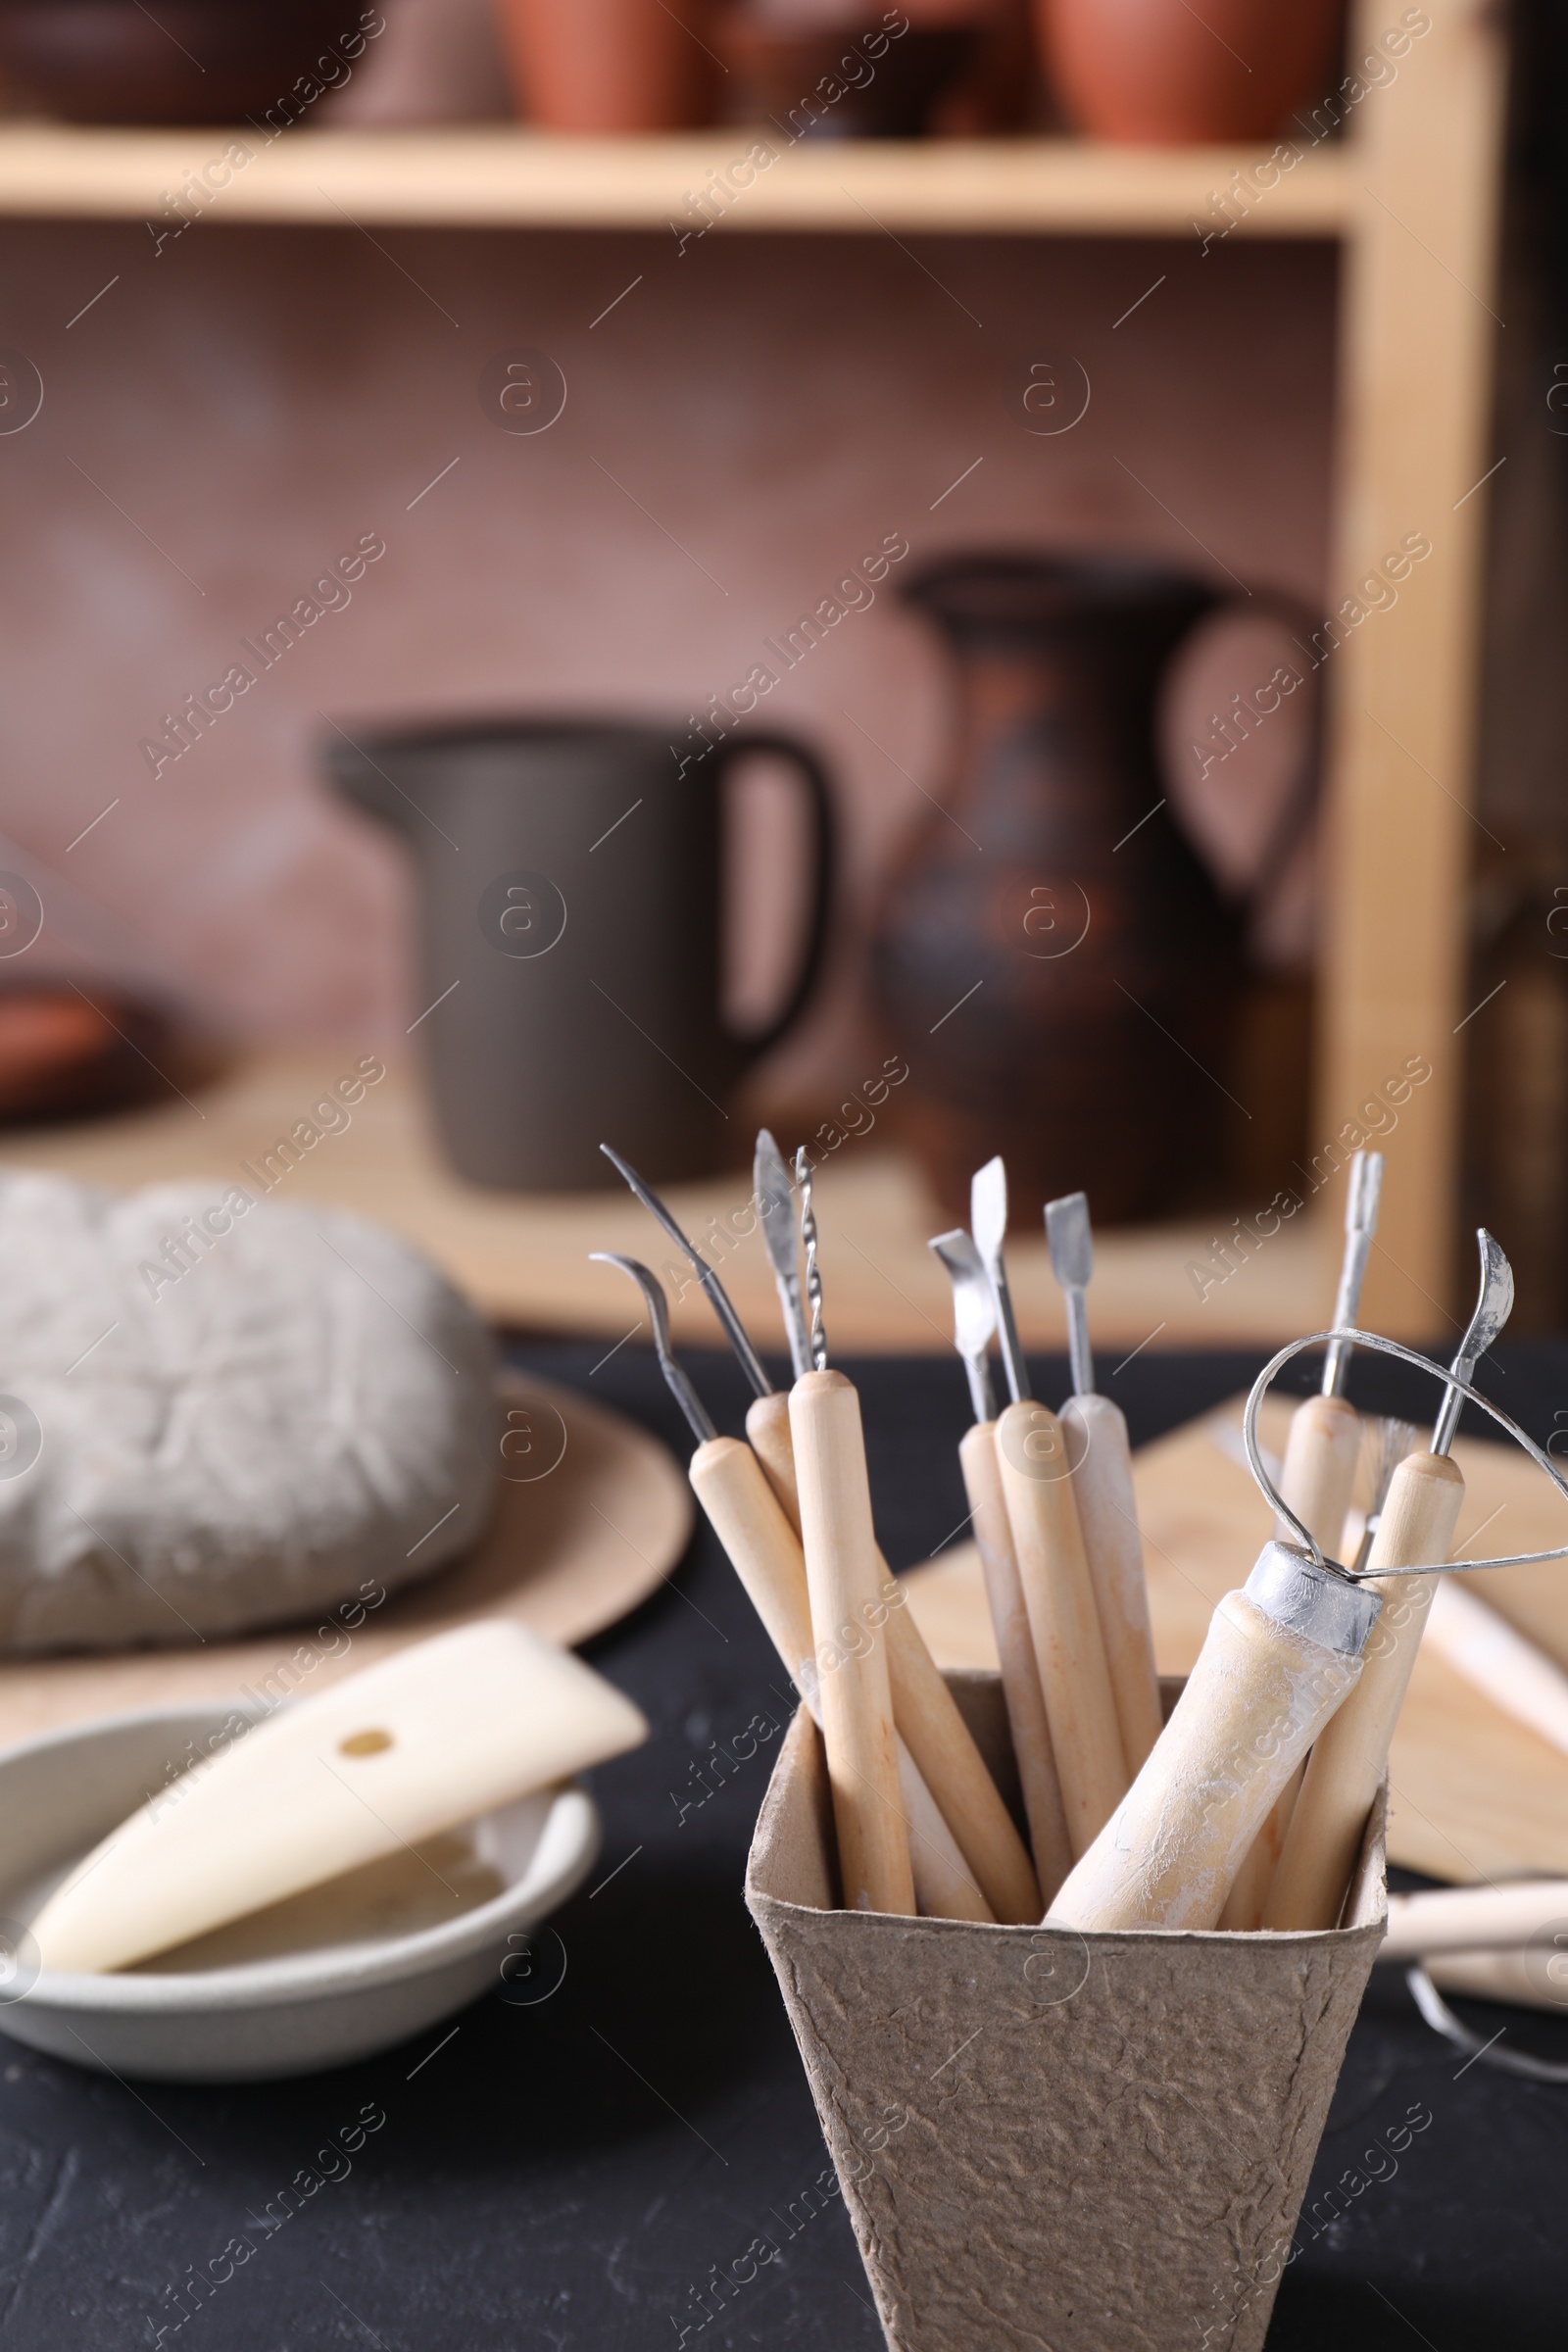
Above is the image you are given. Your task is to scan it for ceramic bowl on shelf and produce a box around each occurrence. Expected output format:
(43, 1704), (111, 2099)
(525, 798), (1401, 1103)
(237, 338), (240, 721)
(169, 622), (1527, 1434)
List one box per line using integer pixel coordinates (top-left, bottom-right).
(0, 1702), (599, 2081)
(0, 0), (356, 127)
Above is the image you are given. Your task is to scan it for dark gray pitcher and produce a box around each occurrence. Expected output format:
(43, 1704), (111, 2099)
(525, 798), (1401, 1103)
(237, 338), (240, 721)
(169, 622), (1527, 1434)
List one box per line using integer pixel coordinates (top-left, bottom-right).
(324, 719), (836, 1190)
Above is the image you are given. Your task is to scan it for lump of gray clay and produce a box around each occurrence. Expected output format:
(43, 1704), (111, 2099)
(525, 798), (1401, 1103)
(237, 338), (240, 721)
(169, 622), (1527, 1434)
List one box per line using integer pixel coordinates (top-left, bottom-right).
(0, 1174), (498, 1652)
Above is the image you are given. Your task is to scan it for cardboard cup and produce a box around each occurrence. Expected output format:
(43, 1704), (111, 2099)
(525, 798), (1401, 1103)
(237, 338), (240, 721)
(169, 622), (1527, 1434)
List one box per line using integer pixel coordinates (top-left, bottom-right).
(746, 1672), (1386, 2352)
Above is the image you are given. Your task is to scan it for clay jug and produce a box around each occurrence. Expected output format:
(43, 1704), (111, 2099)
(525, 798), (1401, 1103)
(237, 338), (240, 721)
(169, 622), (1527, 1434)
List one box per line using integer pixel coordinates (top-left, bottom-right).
(1038, 0), (1345, 143)
(867, 555), (1315, 1223)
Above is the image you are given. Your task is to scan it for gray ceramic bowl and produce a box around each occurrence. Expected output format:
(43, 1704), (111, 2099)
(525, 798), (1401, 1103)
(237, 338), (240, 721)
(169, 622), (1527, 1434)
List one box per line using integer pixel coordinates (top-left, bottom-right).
(0, 1702), (598, 2082)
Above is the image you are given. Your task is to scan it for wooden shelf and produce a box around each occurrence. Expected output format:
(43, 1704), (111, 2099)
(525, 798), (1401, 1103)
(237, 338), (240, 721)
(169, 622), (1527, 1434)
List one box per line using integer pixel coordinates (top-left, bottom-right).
(0, 122), (1353, 236)
(0, 1050), (1347, 1350)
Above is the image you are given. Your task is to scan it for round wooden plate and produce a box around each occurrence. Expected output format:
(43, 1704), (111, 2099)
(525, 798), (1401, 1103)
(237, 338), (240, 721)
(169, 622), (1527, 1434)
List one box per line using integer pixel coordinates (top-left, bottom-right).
(0, 1373), (693, 1750)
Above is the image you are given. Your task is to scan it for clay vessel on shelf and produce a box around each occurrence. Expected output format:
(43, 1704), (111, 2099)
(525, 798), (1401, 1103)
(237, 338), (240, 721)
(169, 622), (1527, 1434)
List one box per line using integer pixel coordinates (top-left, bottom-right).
(1038, 0), (1345, 143)
(867, 555), (1317, 1225)
(496, 0), (714, 129)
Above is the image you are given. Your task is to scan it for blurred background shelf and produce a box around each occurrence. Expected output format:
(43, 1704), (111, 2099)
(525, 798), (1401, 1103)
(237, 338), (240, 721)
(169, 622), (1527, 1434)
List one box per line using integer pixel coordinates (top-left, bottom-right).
(0, 1048), (1339, 1348)
(0, 123), (1354, 235)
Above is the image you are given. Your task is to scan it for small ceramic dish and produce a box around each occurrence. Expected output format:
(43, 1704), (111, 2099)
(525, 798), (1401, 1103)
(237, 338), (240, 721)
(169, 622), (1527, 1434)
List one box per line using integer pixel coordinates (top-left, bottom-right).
(0, 1702), (598, 2082)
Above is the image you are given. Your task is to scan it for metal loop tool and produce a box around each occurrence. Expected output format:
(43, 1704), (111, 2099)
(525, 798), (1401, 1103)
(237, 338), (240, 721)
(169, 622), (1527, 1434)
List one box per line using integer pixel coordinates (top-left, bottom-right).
(1242, 1329), (1568, 1580)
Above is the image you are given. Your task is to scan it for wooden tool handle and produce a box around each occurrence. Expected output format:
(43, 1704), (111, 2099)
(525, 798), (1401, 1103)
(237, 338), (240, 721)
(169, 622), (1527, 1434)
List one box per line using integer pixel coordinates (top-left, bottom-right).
(1262, 1451), (1464, 1932)
(1222, 1391), (1360, 1929)
(31, 1622), (649, 1974)
(1382, 1878), (1568, 1962)
(1060, 1394), (1162, 1776)
(750, 1393), (1040, 1923)
(1277, 1392), (1362, 1559)
(1052, 1590), (1363, 1934)
(690, 1436), (814, 1675)
(1216, 1761), (1302, 1932)
(959, 1421), (1073, 1905)
(746, 1392), (801, 1532)
(881, 1574), (1042, 1924)
(1424, 1577), (1568, 1759)
(896, 1736), (995, 1924)
(690, 1436), (985, 1923)
(789, 1371), (914, 1917)
(996, 1399), (1128, 1860)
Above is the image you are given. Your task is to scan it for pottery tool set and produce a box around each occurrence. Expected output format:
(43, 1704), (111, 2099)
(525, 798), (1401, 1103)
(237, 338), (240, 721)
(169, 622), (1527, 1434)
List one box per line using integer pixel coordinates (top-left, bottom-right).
(597, 1137), (1568, 2352)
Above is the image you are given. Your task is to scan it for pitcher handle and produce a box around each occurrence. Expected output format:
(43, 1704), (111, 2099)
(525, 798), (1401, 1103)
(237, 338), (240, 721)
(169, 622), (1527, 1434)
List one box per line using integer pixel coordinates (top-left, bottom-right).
(710, 732), (837, 1061)
(1164, 590), (1325, 913)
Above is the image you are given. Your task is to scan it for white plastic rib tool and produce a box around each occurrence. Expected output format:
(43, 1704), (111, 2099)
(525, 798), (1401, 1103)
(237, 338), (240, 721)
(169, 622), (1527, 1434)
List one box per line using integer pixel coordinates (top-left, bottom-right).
(970, 1155), (1029, 1405)
(1051, 1544), (1381, 1934)
(30, 1621), (650, 1974)
(1045, 1189), (1162, 1777)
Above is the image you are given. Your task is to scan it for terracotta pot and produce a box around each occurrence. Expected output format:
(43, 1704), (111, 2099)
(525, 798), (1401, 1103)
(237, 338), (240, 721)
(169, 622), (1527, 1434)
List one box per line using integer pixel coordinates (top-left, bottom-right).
(496, 0), (714, 129)
(867, 555), (1319, 1226)
(1037, 0), (1344, 143)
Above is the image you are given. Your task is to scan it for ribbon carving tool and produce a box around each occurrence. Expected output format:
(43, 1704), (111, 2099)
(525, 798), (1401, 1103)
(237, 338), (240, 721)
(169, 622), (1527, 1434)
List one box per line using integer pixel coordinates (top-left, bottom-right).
(1262, 1232), (1514, 1929)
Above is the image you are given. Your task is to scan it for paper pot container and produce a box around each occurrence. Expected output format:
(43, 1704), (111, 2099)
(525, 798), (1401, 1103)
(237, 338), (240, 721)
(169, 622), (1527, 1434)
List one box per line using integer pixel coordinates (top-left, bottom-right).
(745, 1671), (1386, 2352)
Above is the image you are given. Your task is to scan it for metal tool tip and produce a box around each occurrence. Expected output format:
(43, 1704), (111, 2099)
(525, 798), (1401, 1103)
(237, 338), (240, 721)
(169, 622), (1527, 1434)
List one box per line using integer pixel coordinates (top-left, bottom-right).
(1346, 1150), (1384, 1236)
(1045, 1191), (1093, 1289)
(969, 1156), (1007, 1254)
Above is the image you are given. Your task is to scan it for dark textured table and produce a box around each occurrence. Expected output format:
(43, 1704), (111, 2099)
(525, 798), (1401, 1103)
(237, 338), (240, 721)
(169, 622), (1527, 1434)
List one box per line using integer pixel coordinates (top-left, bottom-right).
(6, 1342), (1568, 2351)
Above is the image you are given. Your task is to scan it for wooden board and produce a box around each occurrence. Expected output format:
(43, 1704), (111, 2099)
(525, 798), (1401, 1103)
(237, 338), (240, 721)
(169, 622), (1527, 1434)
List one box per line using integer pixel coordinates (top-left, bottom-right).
(0, 1372), (692, 1748)
(905, 1396), (1568, 1886)
(0, 1048), (1352, 1351)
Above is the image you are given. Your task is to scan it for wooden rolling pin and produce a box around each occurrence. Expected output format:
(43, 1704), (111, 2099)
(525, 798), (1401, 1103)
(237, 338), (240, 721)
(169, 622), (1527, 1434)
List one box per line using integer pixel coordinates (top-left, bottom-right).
(1047, 1192), (1162, 1778)
(32, 1623), (649, 1974)
(1051, 1544), (1379, 1934)
(789, 1369), (914, 1916)
(748, 1388), (1041, 1923)
(960, 1422), (1073, 1905)
(1261, 1451), (1463, 1931)
(689, 1433), (991, 1923)
(996, 1399), (1128, 1860)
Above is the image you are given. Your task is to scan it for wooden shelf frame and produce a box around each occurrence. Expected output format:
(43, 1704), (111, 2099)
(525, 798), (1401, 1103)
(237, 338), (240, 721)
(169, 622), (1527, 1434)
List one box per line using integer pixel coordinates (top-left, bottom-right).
(0, 0), (1504, 1330)
(0, 122), (1353, 237)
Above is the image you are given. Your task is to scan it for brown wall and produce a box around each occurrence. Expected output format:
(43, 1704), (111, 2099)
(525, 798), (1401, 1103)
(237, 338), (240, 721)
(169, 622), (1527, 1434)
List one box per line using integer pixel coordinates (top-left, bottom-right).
(0, 213), (1336, 1093)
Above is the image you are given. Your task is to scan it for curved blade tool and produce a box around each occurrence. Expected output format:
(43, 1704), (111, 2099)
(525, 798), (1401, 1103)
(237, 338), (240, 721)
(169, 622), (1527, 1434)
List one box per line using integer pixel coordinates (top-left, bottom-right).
(929, 1228), (997, 1426)
(599, 1143), (772, 1398)
(590, 1253), (717, 1446)
(1432, 1229), (1514, 1457)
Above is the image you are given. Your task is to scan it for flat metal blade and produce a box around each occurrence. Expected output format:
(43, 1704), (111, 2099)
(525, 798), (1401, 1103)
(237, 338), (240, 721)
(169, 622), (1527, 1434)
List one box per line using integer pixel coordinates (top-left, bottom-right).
(969, 1155), (1028, 1404)
(754, 1130), (809, 1380)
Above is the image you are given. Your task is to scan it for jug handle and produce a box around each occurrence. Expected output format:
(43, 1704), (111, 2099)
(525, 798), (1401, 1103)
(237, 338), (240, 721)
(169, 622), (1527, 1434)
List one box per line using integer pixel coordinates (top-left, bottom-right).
(1164, 590), (1325, 917)
(710, 732), (837, 1060)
